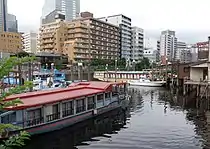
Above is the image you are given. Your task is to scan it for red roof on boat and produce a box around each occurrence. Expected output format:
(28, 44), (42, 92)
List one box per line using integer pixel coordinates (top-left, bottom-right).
(5, 81), (125, 110)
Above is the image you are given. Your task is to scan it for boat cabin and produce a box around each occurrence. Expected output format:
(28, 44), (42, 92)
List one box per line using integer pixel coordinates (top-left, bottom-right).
(0, 82), (127, 131)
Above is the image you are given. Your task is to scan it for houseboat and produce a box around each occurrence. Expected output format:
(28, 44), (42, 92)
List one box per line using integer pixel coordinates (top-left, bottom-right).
(0, 81), (127, 136)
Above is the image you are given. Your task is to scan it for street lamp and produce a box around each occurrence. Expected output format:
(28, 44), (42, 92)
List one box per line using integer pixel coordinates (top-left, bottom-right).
(115, 59), (117, 82)
(51, 63), (54, 84)
(132, 60), (136, 71)
(105, 64), (108, 82)
(165, 57), (168, 81)
(151, 60), (154, 81)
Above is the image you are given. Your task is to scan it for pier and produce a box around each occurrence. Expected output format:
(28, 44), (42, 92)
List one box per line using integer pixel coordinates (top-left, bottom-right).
(182, 36), (210, 109)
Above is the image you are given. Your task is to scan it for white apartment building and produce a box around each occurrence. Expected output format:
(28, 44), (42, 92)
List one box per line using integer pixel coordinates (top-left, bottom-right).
(144, 37), (160, 62)
(42, 0), (80, 22)
(143, 49), (159, 63)
(160, 30), (177, 62)
(99, 14), (132, 60)
(23, 31), (38, 53)
(131, 27), (144, 61)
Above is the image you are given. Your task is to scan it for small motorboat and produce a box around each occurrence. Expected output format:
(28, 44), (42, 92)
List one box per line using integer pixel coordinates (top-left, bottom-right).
(128, 77), (166, 87)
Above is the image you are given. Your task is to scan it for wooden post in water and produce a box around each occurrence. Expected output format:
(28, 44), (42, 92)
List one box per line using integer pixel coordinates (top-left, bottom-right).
(183, 78), (186, 95)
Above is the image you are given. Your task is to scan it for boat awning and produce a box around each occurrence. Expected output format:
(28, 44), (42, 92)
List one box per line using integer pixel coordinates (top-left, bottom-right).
(5, 88), (102, 110)
(4, 81), (126, 110)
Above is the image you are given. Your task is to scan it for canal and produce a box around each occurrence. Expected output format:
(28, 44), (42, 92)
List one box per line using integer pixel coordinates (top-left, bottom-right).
(23, 87), (210, 149)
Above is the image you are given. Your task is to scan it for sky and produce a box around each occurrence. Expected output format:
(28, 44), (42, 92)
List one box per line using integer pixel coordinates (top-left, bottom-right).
(7, 0), (210, 43)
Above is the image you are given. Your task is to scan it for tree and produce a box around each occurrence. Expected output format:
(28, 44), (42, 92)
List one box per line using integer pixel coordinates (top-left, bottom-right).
(0, 57), (34, 149)
(135, 57), (150, 71)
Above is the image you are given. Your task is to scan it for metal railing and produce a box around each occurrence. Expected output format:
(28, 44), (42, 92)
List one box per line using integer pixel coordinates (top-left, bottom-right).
(46, 113), (60, 122)
(27, 117), (44, 127)
(62, 109), (74, 117)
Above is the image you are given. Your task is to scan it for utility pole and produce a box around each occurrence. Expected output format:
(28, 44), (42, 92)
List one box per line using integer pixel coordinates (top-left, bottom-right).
(28, 61), (33, 92)
(115, 59), (117, 82)
(87, 23), (91, 81)
(151, 61), (154, 81)
(106, 64), (108, 82)
(165, 57), (168, 81)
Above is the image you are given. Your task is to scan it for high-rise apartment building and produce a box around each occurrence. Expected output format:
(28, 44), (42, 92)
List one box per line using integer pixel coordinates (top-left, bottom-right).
(23, 31), (38, 53)
(0, 0), (8, 32)
(98, 14), (132, 60)
(131, 27), (144, 61)
(39, 12), (120, 63)
(160, 30), (177, 63)
(0, 32), (23, 53)
(42, 0), (80, 22)
(7, 13), (18, 32)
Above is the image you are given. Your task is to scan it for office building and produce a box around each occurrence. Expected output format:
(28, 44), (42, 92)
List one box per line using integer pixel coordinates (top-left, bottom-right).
(0, 32), (23, 53)
(42, 0), (80, 22)
(98, 14), (132, 60)
(7, 13), (18, 32)
(23, 31), (38, 53)
(131, 26), (144, 62)
(39, 12), (120, 63)
(0, 0), (8, 32)
(160, 30), (177, 63)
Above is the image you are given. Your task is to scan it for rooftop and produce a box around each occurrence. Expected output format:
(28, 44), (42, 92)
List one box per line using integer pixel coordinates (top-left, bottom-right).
(5, 81), (124, 110)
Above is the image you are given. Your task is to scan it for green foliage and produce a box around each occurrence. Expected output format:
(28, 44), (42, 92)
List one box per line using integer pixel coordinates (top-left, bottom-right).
(0, 131), (30, 149)
(135, 57), (151, 71)
(0, 57), (34, 148)
(90, 58), (126, 71)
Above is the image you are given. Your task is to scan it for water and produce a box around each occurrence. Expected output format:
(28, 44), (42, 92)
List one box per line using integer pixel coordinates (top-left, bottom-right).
(23, 87), (210, 149)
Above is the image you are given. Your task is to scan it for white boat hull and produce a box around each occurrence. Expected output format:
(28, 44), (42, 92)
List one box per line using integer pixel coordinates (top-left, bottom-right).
(128, 81), (166, 87)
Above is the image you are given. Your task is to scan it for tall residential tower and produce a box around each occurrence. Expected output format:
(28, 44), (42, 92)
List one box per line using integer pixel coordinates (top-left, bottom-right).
(99, 14), (132, 60)
(0, 0), (8, 32)
(160, 30), (177, 63)
(131, 26), (144, 61)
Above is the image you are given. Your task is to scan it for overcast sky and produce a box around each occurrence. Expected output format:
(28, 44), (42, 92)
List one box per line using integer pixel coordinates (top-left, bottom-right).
(7, 0), (210, 43)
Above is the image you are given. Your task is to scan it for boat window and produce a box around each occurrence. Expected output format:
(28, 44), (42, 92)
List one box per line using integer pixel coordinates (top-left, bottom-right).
(27, 108), (43, 126)
(46, 104), (60, 122)
(76, 99), (85, 114)
(52, 104), (59, 114)
(62, 101), (74, 117)
(54, 84), (60, 87)
(97, 94), (103, 103)
(105, 93), (110, 99)
(55, 74), (62, 77)
(87, 96), (95, 110)
(1, 112), (16, 124)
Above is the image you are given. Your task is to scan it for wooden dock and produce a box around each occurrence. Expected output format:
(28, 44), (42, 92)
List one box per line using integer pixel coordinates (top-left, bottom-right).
(184, 80), (210, 109)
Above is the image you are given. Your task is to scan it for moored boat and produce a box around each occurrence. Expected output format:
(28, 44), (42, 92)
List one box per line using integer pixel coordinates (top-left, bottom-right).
(128, 77), (166, 87)
(0, 81), (127, 136)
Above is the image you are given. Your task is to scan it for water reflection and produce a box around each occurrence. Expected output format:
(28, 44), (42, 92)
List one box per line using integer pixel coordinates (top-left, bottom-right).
(23, 86), (210, 149)
(23, 109), (128, 149)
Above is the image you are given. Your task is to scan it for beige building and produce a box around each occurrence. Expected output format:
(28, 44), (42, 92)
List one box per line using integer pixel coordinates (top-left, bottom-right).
(39, 12), (120, 63)
(0, 32), (23, 53)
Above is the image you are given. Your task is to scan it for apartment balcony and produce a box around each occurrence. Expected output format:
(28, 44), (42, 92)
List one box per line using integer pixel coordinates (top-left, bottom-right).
(44, 45), (54, 49)
(75, 39), (89, 44)
(74, 50), (90, 54)
(75, 34), (89, 38)
(42, 34), (54, 39)
(74, 44), (89, 49)
(41, 39), (54, 44)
